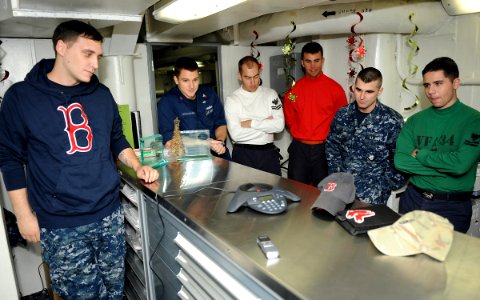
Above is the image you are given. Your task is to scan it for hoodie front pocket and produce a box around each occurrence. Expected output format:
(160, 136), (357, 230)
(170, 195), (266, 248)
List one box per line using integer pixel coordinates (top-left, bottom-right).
(47, 159), (119, 215)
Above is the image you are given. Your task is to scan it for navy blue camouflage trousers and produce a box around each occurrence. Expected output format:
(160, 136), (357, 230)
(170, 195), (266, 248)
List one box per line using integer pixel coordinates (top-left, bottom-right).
(41, 206), (126, 299)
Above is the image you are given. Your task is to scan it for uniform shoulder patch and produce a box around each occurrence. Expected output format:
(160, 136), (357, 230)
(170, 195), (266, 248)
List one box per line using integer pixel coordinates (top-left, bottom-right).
(271, 98), (282, 110)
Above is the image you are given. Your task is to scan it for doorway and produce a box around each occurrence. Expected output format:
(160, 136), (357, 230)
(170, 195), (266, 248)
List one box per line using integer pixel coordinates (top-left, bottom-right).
(151, 44), (220, 100)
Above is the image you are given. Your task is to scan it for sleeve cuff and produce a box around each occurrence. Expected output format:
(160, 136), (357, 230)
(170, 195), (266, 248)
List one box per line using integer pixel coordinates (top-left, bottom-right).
(111, 139), (132, 158)
(2, 167), (27, 191)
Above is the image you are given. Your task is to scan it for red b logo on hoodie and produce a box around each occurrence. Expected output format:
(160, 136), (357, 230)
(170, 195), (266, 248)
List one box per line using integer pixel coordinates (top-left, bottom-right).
(57, 103), (93, 154)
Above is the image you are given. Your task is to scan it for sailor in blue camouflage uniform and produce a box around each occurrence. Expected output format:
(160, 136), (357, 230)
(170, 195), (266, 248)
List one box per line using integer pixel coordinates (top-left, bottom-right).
(326, 67), (406, 205)
(41, 207), (126, 298)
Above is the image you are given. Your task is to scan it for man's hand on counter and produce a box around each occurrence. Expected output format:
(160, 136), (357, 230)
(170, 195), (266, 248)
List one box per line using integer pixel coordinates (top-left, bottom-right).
(143, 180), (160, 192)
(118, 148), (159, 183)
(136, 165), (159, 183)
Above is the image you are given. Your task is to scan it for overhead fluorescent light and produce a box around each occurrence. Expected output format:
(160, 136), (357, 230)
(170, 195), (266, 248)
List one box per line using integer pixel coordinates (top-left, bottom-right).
(441, 0), (480, 15)
(152, 0), (246, 24)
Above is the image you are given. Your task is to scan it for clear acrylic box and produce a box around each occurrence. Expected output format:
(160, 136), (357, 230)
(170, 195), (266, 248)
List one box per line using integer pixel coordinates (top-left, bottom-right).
(139, 134), (167, 168)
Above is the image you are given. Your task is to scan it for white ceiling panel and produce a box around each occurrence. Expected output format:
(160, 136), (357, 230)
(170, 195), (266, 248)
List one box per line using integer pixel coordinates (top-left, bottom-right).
(0, 0), (158, 38)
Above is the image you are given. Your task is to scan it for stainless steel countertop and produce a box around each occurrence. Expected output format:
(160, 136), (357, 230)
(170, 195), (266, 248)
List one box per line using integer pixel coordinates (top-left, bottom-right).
(119, 158), (480, 300)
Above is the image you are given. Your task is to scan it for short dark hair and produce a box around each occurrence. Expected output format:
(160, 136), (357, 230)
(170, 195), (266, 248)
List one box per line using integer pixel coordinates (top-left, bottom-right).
(52, 20), (103, 52)
(301, 42), (323, 59)
(238, 56), (260, 73)
(356, 67), (383, 87)
(174, 57), (199, 77)
(422, 57), (459, 81)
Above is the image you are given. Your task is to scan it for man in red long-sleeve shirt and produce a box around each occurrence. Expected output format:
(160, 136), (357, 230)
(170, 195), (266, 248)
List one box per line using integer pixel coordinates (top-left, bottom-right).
(284, 42), (347, 186)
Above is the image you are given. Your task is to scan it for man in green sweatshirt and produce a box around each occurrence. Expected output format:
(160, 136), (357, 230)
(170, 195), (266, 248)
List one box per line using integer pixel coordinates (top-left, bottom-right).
(394, 57), (480, 233)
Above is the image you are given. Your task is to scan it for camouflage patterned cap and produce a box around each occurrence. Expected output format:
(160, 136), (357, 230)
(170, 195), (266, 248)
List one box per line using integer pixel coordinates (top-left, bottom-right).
(367, 210), (454, 261)
(311, 172), (356, 216)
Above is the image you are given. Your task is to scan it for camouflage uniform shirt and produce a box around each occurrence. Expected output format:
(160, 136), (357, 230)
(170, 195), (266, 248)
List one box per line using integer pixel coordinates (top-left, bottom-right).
(326, 101), (406, 204)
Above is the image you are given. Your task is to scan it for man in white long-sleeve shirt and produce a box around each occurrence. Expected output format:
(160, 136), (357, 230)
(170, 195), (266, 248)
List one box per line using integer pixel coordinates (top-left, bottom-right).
(225, 56), (285, 175)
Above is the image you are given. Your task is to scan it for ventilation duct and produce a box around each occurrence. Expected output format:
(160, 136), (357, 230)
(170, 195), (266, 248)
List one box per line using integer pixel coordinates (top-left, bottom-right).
(233, 1), (449, 45)
(441, 0), (480, 15)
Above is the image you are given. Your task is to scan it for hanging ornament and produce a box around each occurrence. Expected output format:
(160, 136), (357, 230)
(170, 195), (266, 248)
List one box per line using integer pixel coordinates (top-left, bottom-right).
(402, 13), (421, 111)
(0, 64), (9, 82)
(0, 40), (10, 85)
(347, 67), (357, 78)
(282, 21), (297, 93)
(0, 69), (8, 82)
(355, 45), (366, 58)
(250, 30), (263, 70)
(346, 35), (357, 46)
(346, 12), (366, 101)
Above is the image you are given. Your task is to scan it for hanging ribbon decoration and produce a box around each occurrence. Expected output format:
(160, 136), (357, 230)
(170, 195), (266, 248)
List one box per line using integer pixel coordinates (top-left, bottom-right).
(250, 30), (263, 70)
(0, 66), (9, 82)
(282, 21), (297, 93)
(0, 40), (10, 83)
(346, 12), (366, 102)
(402, 13), (420, 110)
(250, 30), (261, 60)
(0, 65), (10, 106)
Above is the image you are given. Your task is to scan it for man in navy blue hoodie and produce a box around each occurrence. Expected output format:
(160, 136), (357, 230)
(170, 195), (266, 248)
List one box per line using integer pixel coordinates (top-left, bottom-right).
(0, 20), (158, 299)
(157, 57), (230, 159)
